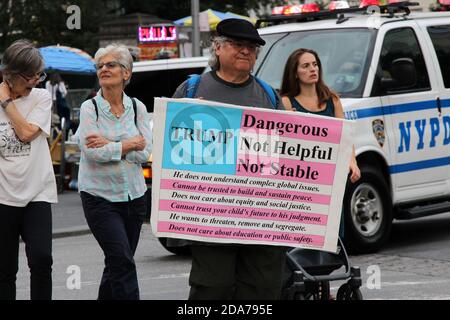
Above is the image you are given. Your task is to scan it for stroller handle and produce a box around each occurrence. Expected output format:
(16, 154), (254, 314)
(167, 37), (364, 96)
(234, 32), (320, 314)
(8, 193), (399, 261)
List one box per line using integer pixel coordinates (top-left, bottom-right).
(286, 237), (352, 282)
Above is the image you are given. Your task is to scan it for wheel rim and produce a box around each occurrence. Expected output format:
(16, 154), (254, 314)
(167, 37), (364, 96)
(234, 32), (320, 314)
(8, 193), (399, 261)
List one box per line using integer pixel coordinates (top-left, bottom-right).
(350, 183), (383, 237)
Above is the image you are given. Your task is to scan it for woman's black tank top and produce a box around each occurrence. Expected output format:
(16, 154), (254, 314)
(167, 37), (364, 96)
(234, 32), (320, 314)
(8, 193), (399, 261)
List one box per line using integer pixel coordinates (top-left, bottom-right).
(289, 96), (335, 117)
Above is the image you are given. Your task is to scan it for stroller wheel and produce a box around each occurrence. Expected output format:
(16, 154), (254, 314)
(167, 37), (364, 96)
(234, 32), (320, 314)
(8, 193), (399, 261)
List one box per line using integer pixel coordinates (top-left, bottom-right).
(337, 283), (363, 300)
(293, 293), (306, 300)
(291, 282), (330, 300)
(318, 281), (331, 300)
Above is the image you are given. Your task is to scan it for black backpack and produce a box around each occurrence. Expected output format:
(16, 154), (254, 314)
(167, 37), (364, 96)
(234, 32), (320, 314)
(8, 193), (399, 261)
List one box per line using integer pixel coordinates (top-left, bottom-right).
(90, 97), (138, 126)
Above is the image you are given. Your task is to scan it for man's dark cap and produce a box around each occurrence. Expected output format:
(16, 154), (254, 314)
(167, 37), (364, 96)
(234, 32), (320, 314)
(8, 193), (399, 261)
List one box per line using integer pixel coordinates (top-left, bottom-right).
(216, 18), (265, 46)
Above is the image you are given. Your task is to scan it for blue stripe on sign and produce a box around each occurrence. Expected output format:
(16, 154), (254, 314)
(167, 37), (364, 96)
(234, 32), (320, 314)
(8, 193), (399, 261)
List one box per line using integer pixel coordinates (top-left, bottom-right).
(353, 99), (450, 119)
(389, 156), (450, 174)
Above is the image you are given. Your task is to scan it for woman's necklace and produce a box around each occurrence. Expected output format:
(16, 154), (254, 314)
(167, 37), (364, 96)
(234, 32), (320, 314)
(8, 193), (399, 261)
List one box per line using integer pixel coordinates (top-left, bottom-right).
(111, 105), (124, 118)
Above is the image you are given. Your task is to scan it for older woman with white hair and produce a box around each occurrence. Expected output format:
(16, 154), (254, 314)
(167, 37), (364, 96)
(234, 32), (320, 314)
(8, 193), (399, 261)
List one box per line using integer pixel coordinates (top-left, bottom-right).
(0, 39), (57, 300)
(77, 43), (152, 300)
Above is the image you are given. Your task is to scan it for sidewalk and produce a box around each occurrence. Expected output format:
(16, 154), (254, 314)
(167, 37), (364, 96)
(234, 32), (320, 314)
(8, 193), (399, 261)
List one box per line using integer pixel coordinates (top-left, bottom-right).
(52, 190), (91, 238)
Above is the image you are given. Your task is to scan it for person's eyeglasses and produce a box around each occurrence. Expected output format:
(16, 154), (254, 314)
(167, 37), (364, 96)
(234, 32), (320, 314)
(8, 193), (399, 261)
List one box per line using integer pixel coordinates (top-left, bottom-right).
(95, 61), (125, 70)
(226, 40), (259, 52)
(19, 71), (47, 83)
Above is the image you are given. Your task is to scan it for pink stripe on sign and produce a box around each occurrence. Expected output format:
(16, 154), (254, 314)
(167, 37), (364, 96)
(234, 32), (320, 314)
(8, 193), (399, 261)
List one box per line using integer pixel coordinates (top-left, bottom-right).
(160, 179), (330, 205)
(158, 221), (324, 246)
(159, 200), (328, 226)
(241, 109), (343, 143)
(236, 154), (336, 185)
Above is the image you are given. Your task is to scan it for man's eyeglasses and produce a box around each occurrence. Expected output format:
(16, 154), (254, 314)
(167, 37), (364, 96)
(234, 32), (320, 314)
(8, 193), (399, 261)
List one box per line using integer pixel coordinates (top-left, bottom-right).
(19, 71), (47, 83)
(95, 61), (125, 70)
(225, 40), (259, 52)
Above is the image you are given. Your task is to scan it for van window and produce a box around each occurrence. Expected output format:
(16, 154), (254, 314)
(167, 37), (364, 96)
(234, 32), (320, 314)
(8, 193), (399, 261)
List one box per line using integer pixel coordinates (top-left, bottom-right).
(372, 28), (431, 96)
(427, 25), (450, 89)
(255, 29), (375, 98)
(254, 33), (289, 75)
(125, 67), (205, 112)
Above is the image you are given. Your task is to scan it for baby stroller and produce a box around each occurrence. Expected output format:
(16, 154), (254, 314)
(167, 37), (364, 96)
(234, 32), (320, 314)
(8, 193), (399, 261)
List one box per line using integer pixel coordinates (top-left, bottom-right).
(282, 238), (363, 300)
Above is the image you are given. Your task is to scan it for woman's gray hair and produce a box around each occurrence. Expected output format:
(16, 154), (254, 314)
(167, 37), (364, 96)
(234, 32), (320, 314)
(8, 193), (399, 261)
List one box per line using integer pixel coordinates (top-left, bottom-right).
(94, 43), (133, 87)
(208, 36), (261, 71)
(1, 39), (44, 79)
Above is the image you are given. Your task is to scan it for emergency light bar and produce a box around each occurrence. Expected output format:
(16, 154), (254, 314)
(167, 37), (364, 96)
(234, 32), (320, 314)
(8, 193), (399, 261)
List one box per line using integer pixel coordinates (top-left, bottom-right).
(271, 3), (320, 15)
(259, 1), (419, 28)
(329, 1), (351, 10)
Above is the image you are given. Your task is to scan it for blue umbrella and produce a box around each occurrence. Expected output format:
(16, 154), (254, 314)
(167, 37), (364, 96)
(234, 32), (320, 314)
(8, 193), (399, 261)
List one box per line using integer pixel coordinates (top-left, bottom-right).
(39, 46), (96, 74)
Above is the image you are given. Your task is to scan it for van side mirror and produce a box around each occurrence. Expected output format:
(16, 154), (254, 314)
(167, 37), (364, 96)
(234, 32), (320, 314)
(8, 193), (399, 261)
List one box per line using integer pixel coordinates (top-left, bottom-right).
(381, 58), (417, 91)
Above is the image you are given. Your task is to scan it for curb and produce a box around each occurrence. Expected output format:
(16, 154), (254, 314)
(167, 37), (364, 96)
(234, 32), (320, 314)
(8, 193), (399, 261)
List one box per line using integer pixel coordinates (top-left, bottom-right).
(50, 221), (151, 239)
(52, 226), (92, 239)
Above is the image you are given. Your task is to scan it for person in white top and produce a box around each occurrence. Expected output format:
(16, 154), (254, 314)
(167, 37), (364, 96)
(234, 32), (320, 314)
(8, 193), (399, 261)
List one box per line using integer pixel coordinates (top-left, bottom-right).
(0, 39), (57, 300)
(45, 73), (70, 132)
(45, 73), (67, 103)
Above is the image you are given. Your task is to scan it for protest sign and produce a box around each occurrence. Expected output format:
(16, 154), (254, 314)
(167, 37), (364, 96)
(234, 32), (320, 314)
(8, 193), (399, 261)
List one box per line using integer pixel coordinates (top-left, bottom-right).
(151, 98), (354, 252)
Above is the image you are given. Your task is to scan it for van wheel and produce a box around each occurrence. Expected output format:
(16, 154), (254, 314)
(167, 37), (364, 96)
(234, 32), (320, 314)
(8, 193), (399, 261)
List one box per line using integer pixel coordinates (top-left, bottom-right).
(158, 238), (191, 255)
(343, 165), (392, 254)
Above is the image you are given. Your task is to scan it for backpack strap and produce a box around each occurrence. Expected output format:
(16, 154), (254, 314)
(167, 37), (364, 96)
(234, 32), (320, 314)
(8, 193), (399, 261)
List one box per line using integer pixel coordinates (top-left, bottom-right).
(186, 74), (202, 98)
(254, 77), (278, 110)
(184, 74), (278, 109)
(91, 98), (99, 122)
(91, 97), (137, 126)
(131, 97), (138, 128)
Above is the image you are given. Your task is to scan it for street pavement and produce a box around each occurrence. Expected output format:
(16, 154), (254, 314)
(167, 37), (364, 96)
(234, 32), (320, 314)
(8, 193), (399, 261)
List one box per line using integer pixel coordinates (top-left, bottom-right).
(51, 190), (90, 237)
(15, 205), (450, 300)
(16, 223), (191, 300)
(13, 191), (450, 300)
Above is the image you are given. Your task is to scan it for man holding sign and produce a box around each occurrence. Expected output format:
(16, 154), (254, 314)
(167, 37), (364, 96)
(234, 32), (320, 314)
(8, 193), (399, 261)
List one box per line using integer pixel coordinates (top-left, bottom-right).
(153, 18), (355, 301)
(171, 19), (287, 300)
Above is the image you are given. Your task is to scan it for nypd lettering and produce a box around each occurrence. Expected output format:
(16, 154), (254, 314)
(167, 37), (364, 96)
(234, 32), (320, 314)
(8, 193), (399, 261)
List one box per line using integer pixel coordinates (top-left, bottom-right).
(398, 116), (450, 153)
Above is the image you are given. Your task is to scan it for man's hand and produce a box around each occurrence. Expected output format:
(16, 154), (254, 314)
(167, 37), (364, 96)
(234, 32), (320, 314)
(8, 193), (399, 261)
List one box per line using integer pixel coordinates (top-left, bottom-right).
(85, 133), (110, 149)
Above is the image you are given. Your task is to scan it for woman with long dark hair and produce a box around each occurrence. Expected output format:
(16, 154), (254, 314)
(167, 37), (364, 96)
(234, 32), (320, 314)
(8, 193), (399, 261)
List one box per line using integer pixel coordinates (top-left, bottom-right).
(280, 48), (361, 239)
(280, 48), (360, 183)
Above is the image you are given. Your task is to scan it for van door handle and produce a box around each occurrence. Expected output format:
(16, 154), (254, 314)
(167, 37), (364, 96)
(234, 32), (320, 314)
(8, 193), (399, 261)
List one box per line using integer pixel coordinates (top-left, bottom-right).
(437, 97), (442, 116)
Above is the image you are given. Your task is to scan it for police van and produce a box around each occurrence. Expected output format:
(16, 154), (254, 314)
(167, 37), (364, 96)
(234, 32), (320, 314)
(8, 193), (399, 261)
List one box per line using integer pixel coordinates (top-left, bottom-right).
(253, 2), (450, 253)
(126, 56), (209, 113)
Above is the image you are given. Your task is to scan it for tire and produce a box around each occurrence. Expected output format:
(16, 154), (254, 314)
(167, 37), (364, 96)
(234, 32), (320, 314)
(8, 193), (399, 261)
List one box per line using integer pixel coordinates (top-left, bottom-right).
(290, 282), (329, 300)
(336, 283), (363, 300)
(158, 237), (191, 255)
(293, 292), (306, 300)
(343, 165), (393, 254)
(349, 288), (363, 300)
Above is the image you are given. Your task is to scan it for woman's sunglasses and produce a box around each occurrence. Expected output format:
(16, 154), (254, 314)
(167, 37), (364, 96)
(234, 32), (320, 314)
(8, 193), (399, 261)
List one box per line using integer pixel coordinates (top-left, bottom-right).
(19, 71), (47, 83)
(95, 61), (126, 70)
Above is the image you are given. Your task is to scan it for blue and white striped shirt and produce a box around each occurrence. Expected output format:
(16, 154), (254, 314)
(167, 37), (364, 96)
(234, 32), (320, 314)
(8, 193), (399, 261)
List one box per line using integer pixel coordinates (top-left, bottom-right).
(77, 90), (152, 202)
